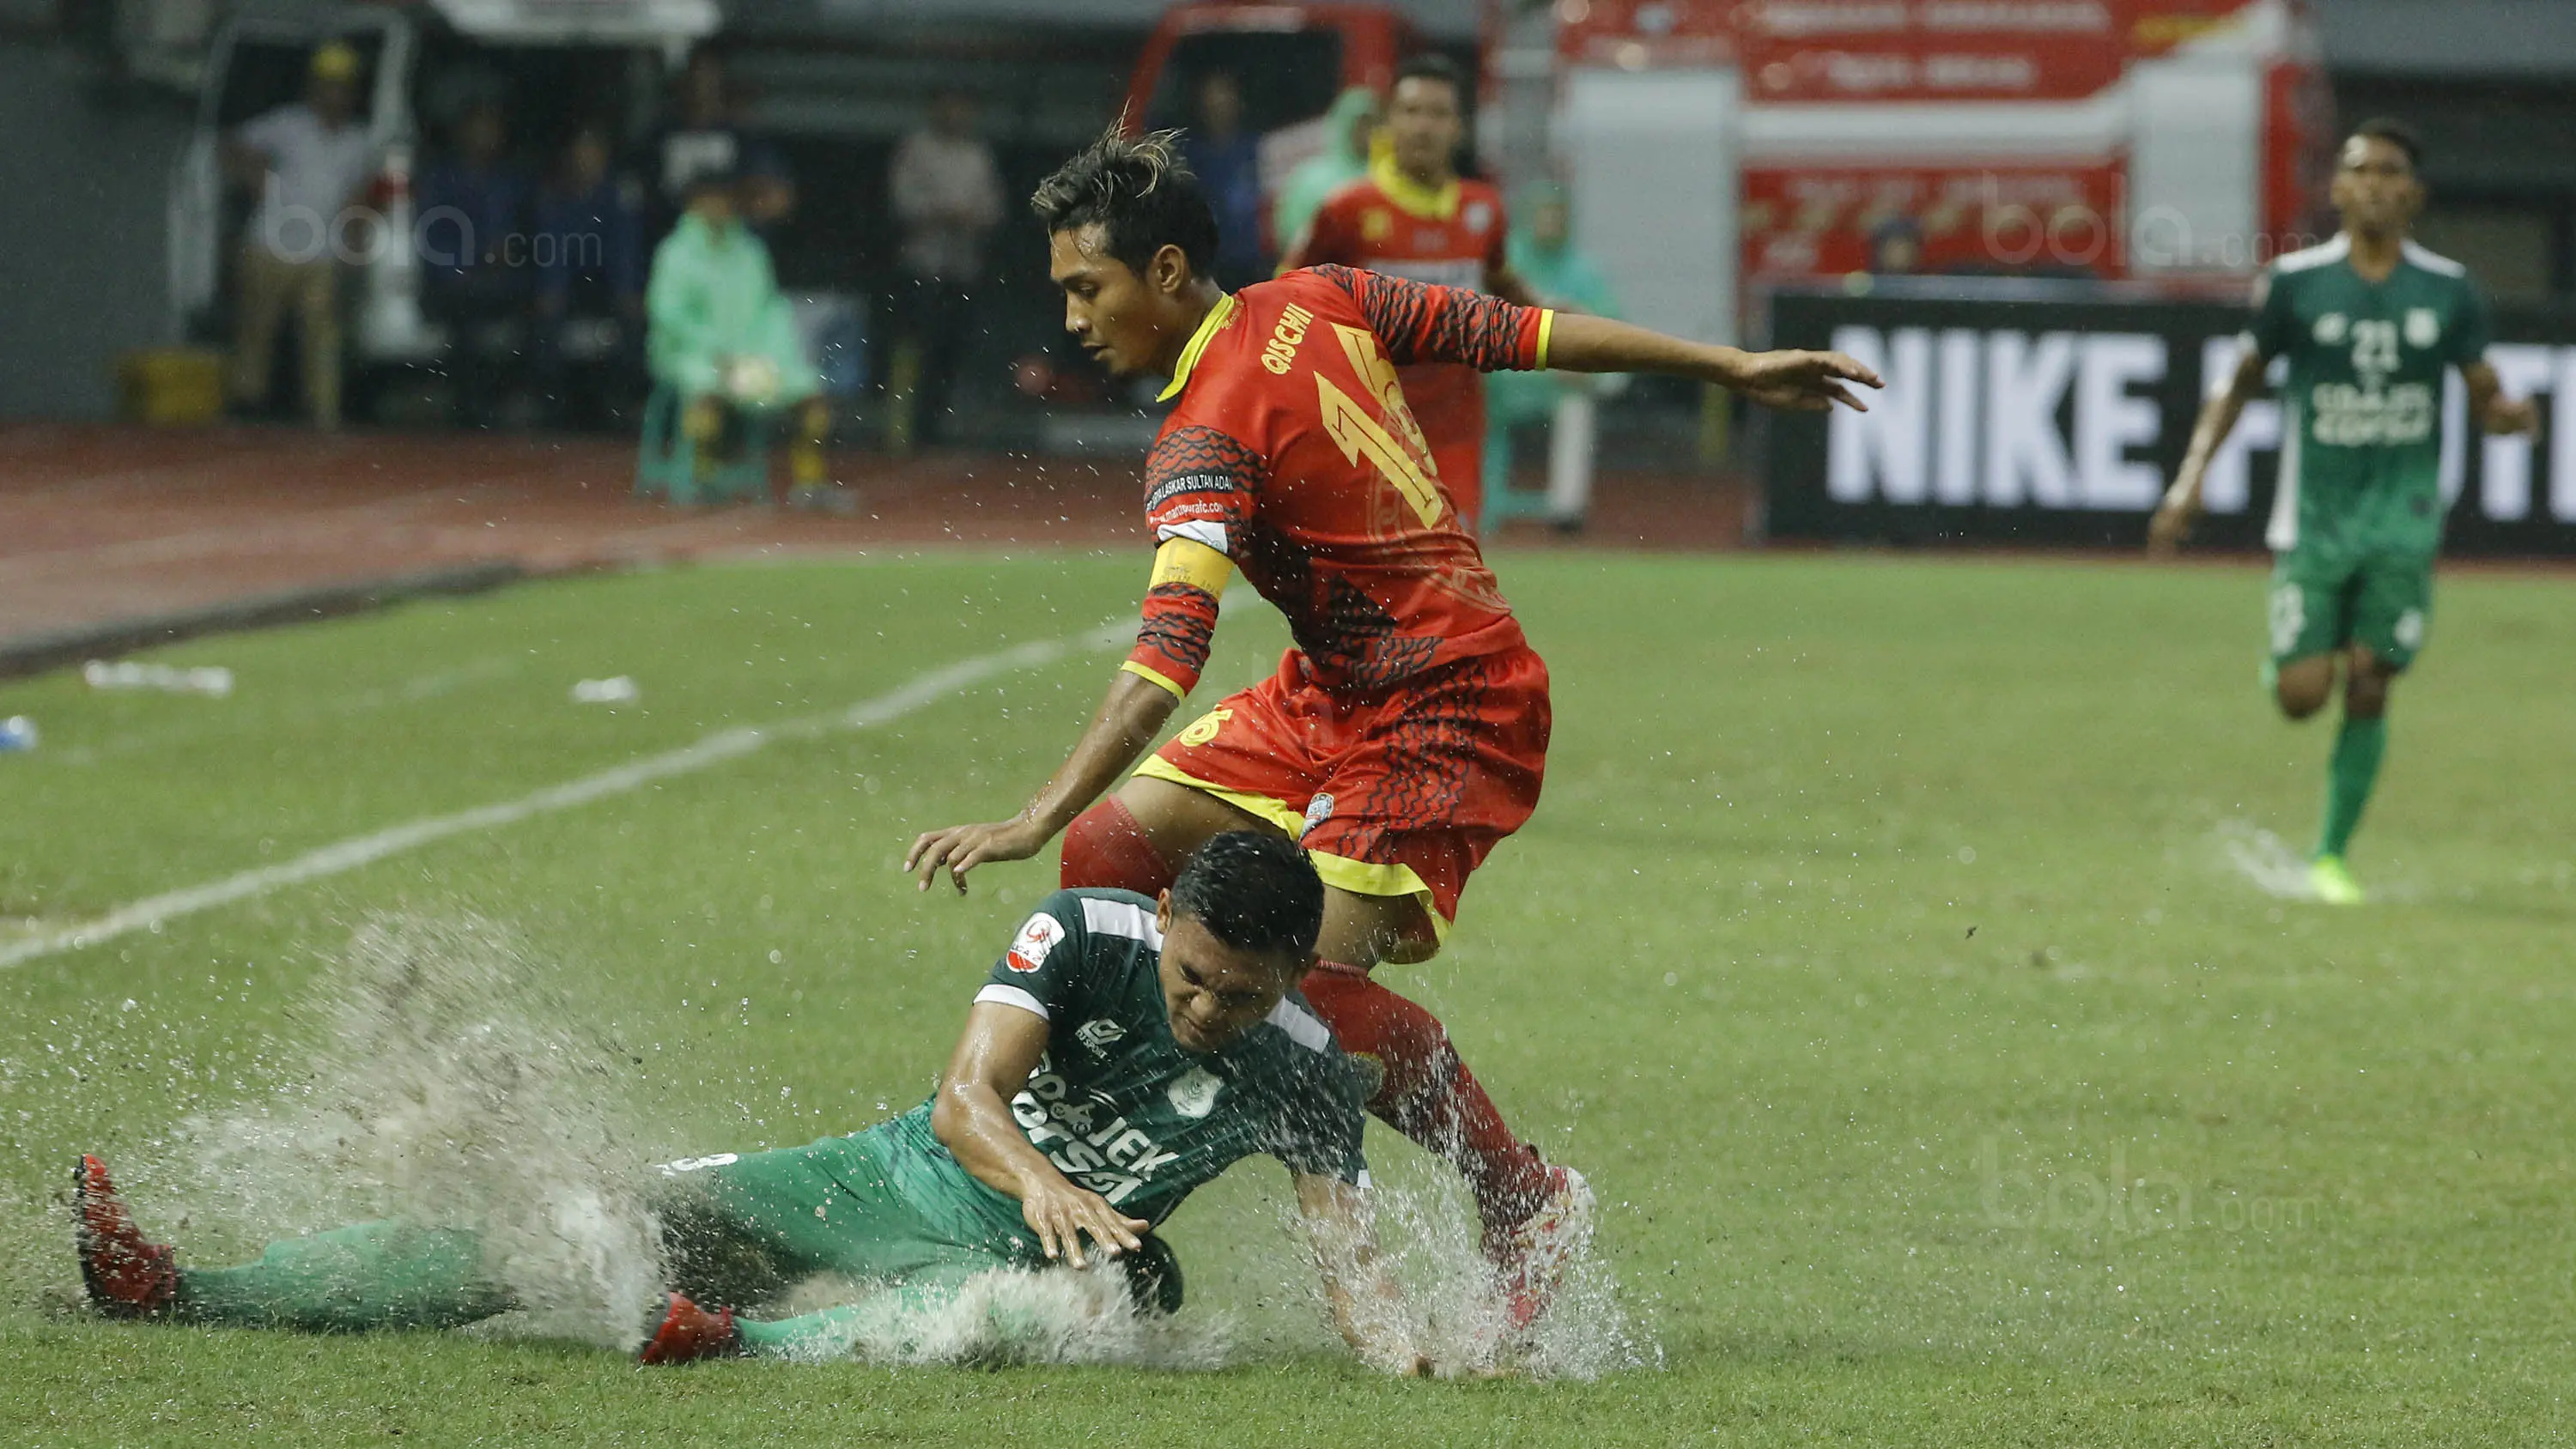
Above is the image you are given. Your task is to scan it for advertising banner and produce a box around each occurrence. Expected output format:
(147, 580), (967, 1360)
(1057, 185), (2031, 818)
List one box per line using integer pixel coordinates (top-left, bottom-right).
(1762, 282), (2576, 555)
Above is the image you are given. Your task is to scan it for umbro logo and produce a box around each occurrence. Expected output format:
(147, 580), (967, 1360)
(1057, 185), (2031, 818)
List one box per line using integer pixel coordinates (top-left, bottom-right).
(1077, 1018), (1127, 1054)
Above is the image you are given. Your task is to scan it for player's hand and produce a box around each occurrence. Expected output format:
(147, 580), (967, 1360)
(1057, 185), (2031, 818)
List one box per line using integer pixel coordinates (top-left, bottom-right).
(1018, 1176), (1149, 1270)
(2485, 395), (2543, 438)
(1729, 349), (1883, 413)
(904, 815), (1050, 894)
(2147, 476), (2203, 558)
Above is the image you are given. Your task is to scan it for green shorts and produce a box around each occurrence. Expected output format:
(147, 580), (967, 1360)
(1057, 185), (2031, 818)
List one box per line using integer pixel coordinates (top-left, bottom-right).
(2266, 547), (2434, 676)
(653, 1106), (1042, 1302)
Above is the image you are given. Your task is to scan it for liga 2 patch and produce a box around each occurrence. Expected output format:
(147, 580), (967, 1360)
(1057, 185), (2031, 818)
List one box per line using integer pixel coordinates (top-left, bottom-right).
(1005, 912), (1066, 973)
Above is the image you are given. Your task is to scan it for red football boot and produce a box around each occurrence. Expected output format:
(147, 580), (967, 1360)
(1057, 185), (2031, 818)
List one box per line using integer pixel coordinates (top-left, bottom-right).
(638, 1292), (740, 1365)
(74, 1155), (177, 1318)
(1483, 1163), (1595, 1337)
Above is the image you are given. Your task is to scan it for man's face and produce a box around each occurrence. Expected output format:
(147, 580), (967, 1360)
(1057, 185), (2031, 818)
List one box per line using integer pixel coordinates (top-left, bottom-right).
(311, 75), (356, 124)
(1531, 197), (1571, 251)
(1154, 903), (1298, 1054)
(1386, 76), (1462, 179)
(2330, 134), (2422, 236)
(689, 183), (738, 228)
(1200, 74), (1243, 136)
(1049, 223), (1188, 377)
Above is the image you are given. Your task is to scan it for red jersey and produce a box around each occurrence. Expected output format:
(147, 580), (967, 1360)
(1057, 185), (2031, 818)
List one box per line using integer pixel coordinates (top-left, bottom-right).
(1122, 265), (1553, 700)
(1285, 162), (1510, 528)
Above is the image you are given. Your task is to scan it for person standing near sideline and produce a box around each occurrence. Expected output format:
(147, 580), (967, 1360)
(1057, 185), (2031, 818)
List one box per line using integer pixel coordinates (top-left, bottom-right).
(886, 89), (1004, 449)
(1279, 54), (1534, 534)
(222, 39), (374, 428)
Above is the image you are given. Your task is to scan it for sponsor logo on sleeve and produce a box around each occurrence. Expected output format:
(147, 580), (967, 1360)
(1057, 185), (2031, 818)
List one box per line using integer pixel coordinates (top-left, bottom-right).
(1005, 912), (1066, 973)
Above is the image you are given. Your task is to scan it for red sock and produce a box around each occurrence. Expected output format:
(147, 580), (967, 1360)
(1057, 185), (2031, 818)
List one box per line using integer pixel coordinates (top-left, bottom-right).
(1299, 963), (1551, 1231)
(1060, 797), (1176, 896)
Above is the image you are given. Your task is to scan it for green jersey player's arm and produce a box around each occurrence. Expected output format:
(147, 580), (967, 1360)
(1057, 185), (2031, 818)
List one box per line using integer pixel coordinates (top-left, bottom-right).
(931, 1000), (1150, 1270)
(1295, 1172), (1438, 1377)
(2152, 270), (2293, 555)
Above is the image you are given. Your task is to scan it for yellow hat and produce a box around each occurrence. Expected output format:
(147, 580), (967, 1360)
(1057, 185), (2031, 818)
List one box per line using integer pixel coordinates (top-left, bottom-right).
(310, 40), (361, 82)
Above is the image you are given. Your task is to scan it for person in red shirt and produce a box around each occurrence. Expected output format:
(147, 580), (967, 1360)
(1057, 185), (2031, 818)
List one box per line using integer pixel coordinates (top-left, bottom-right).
(906, 130), (1877, 1337)
(1279, 53), (1529, 534)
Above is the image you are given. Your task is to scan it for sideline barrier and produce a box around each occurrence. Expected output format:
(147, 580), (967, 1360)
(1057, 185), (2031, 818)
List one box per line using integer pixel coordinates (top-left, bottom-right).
(1760, 279), (2576, 555)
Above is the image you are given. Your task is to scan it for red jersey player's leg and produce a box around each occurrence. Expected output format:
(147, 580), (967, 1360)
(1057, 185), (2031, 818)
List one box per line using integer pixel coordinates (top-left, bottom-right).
(1061, 650), (1325, 896)
(1288, 646), (1584, 1323)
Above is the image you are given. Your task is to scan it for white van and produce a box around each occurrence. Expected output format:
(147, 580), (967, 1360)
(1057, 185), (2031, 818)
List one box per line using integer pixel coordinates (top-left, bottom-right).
(168, 0), (716, 403)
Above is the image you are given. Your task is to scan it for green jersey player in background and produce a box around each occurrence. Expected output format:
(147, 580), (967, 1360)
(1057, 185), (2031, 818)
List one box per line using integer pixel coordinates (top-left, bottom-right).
(76, 834), (1461, 1375)
(2150, 118), (2540, 905)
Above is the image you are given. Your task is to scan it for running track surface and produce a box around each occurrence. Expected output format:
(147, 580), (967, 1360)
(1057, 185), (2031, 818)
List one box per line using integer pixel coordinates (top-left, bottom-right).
(0, 423), (1750, 664)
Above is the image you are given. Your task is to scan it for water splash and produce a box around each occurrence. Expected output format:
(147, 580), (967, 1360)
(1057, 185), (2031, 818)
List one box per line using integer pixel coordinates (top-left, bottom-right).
(1277, 1167), (1659, 1382)
(757, 1264), (1233, 1369)
(124, 914), (671, 1348)
(2214, 820), (2318, 900)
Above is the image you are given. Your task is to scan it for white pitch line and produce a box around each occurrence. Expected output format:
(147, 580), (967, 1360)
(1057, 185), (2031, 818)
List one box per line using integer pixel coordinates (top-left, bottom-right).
(0, 619), (1129, 972)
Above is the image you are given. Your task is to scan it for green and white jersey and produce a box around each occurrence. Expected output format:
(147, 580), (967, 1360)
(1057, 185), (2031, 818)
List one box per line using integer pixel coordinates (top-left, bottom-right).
(2245, 234), (2494, 557)
(964, 888), (1370, 1228)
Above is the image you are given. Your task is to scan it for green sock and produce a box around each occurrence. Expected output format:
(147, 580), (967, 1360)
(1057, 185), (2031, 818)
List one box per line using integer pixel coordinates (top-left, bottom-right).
(177, 1222), (513, 1332)
(2317, 714), (2388, 860)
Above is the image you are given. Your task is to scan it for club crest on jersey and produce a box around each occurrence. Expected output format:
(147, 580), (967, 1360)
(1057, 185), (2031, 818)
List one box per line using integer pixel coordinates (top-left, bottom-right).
(1006, 912), (1066, 973)
(1168, 1065), (1224, 1119)
(2313, 312), (2348, 345)
(1077, 1018), (1127, 1055)
(1463, 200), (1493, 233)
(2405, 307), (2439, 349)
(1360, 208), (1393, 242)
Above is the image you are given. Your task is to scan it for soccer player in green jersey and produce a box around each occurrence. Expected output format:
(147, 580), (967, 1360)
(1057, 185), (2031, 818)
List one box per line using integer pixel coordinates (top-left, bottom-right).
(75, 835), (1453, 1374)
(2151, 118), (2540, 905)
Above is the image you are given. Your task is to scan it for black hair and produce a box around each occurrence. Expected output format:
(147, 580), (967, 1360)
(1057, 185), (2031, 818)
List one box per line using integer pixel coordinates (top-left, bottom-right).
(1030, 128), (1220, 278)
(1393, 52), (1467, 101)
(2350, 117), (2424, 171)
(1168, 832), (1324, 964)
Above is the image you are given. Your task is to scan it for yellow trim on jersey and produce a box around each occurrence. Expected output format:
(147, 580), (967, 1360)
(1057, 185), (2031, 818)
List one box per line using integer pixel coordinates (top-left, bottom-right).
(1132, 756), (1309, 836)
(1367, 153), (1460, 222)
(1157, 292), (1239, 402)
(1120, 660), (1187, 700)
(1128, 758), (1454, 940)
(1534, 309), (1557, 370)
(1309, 851), (1450, 940)
(1149, 537), (1233, 595)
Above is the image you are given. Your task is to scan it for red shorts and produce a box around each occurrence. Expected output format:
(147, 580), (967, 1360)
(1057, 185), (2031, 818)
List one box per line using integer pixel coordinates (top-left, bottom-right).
(1134, 643), (1550, 932)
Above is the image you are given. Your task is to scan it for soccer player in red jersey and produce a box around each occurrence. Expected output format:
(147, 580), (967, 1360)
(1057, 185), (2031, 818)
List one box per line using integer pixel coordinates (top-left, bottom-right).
(907, 130), (1877, 1331)
(1278, 54), (1528, 534)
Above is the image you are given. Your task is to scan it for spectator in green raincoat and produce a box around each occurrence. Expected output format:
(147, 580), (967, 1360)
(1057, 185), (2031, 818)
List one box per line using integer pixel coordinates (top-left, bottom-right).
(1485, 183), (1620, 530)
(1271, 87), (1380, 257)
(646, 167), (838, 505)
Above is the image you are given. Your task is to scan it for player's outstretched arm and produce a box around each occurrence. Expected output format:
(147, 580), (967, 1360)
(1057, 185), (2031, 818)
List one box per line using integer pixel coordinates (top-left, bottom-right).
(1313, 264), (1878, 411)
(2150, 345), (2269, 557)
(933, 1002), (1151, 1269)
(2463, 361), (2542, 439)
(1541, 313), (1882, 413)
(1295, 1173), (1437, 1377)
(904, 668), (1181, 894)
